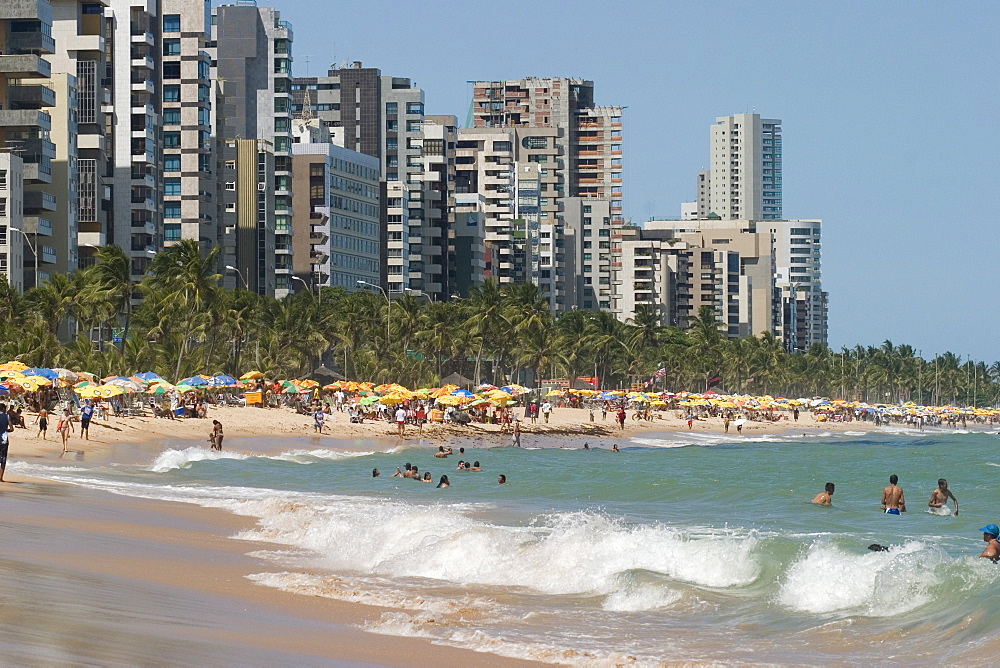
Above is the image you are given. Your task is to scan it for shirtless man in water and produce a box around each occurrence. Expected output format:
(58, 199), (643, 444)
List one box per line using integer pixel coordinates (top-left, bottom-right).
(928, 478), (958, 515)
(881, 474), (906, 514)
(811, 482), (834, 505)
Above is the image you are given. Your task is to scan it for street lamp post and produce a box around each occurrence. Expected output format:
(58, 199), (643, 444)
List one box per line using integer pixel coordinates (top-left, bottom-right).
(292, 275), (321, 307)
(405, 288), (435, 303)
(225, 265), (249, 290)
(9, 227), (38, 289)
(357, 280), (390, 344)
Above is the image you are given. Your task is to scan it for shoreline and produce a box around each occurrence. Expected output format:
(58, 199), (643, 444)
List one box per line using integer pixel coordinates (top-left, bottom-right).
(8, 403), (888, 463)
(1, 472), (543, 667)
(4, 419), (994, 664)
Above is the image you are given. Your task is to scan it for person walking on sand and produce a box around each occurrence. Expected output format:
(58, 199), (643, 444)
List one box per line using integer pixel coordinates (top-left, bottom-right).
(79, 400), (94, 441)
(616, 405), (626, 430)
(812, 482), (834, 505)
(881, 474), (905, 514)
(511, 418), (522, 447)
(928, 478), (958, 515)
(36, 408), (49, 440)
(541, 401), (552, 424)
(57, 407), (74, 452)
(313, 407), (326, 434)
(0, 403), (13, 482)
(395, 406), (406, 438)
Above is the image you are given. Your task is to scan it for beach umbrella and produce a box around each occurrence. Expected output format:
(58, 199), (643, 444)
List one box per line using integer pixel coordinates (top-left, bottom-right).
(50, 368), (79, 384)
(22, 367), (58, 380)
(207, 374), (238, 388)
(298, 379), (320, 389)
(1, 371), (26, 380)
(0, 385), (9, 396)
(106, 377), (144, 393)
(546, 389), (565, 397)
(135, 371), (163, 382)
(178, 375), (208, 386)
(240, 370), (265, 380)
(356, 396), (378, 405)
(477, 383), (497, 391)
(436, 395), (464, 406)
(0, 360), (28, 372)
(451, 388), (474, 397)
(15, 377), (51, 391)
(146, 385), (169, 395)
(282, 385), (304, 394)
(322, 383), (340, 390)
(174, 384), (197, 393)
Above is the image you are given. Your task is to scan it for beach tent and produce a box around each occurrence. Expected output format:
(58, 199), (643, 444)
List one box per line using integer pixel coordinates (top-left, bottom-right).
(439, 371), (474, 388)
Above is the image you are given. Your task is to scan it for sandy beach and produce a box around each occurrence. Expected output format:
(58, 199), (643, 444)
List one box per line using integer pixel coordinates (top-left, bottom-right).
(0, 406), (888, 665)
(9, 403), (869, 460)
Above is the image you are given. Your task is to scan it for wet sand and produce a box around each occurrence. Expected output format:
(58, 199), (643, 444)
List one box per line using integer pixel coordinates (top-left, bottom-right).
(0, 475), (541, 666)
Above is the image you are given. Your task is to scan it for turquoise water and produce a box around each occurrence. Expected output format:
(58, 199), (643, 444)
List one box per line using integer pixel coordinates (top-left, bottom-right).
(17, 427), (1000, 665)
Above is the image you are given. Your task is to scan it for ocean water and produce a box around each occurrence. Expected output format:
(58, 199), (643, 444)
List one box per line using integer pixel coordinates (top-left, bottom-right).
(15, 428), (1000, 665)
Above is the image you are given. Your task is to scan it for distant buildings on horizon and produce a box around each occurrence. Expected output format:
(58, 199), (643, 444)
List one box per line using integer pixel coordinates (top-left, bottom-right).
(0, 0), (826, 352)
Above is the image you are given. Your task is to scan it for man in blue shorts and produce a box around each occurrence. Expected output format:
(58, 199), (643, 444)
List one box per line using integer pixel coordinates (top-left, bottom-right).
(881, 474), (905, 514)
(0, 403), (13, 482)
(80, 400), (94, 441)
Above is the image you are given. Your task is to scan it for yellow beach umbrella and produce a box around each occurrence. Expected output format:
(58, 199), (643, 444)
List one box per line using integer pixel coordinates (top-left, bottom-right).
(240, 370), (265, 380)
(436, 395), (464, 405)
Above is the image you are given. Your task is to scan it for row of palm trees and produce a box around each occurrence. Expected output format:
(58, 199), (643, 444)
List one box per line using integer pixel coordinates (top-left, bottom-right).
(1, 241), (998, 407)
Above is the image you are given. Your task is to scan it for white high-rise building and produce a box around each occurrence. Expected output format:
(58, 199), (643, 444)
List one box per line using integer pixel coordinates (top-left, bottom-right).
(708, 114), (781, 220)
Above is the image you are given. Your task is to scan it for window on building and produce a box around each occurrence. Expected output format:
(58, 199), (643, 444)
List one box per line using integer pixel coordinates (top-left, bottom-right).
(275, 117), (290, 133)
(493, 141), (512, 152)
(527, 154), (547, 163)
(164, 224), (181, 241)
(274, 96), (289, 113)
(164, 178), (181, 196)
(163, 85), (180, 102)
(164, 202), (181, 218)
(163, 38), (180, 56)
(386, 120), (398, 131)
(163, 131), (180, 148)
(164, 156), (180, 172)
(198, 84), (210, 102)
(163, 14), (180, 32)
(406, 102), (424, 115)
(521, 136), (547, 149)
(163, 62), (180, 79)
(163, 109), (180, 125)
(406, 120), (421, 132)
(385, 102), (398, 115)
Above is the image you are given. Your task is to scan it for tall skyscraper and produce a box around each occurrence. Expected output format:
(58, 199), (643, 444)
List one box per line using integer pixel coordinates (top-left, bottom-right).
(708, 113), (782, 220)
(0, 0), (59, 290)
(211, 3), (293, 296)
(466, 77), (625, 311)
(109, 0), (162, 281)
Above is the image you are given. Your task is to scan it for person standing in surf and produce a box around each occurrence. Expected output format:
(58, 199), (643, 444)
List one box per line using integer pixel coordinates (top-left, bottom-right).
(978, 524), (1000, 562)
(881, 474), (906, 514)
(812, 482), (834, 505)
(928, 478), (958, 515)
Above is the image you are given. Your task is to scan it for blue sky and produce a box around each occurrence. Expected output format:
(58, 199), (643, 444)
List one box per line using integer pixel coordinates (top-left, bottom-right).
(278, 0), (998, 362)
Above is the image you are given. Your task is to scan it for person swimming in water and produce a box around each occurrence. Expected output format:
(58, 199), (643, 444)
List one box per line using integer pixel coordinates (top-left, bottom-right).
(812, 482), (834, 505)
(881, 474), (905, 514)
(928, 478), (958, 515)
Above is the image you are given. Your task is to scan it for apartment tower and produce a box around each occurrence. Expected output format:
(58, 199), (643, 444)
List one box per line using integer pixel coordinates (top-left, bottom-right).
(708, 113), (782, 220)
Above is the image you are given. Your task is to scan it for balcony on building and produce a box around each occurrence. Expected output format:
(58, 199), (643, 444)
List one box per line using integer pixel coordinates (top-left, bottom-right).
(22, 215), (52, 237)
(40, 245), (57, 265)
(7, 84), (56, 108)
(23, 190), (56, 212)
(0, 54), (52, 78)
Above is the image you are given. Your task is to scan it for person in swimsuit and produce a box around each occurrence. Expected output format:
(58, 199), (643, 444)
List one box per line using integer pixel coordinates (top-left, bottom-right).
(436, 474), (450, 488)
(212, 420), (224, 450)
(978, 524), (1000, 562)
(57, 407), (74, 453)
(812, 482), (835, 505)
(881, 474), (905, 514)
(928, 478), (958, 515)
(36, 408), (48, 440)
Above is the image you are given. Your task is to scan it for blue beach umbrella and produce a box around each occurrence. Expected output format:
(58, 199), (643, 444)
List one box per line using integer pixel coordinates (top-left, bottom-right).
(135, 371), (163, 381)
(207, 374), (238, 387)
(179, 375), (209, 386)
(22, 367), (58, 380)
(451, 388), (475, 397)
